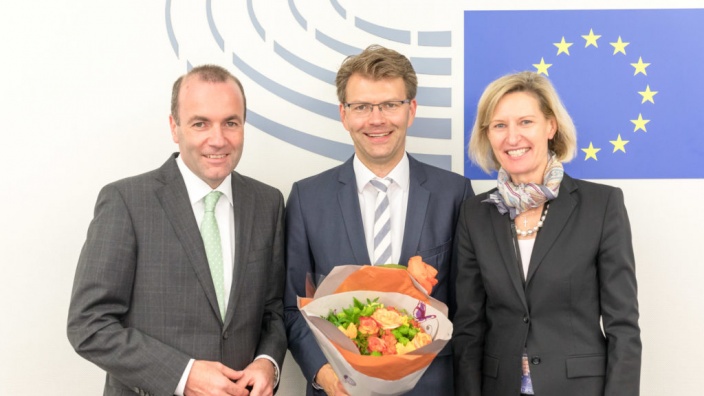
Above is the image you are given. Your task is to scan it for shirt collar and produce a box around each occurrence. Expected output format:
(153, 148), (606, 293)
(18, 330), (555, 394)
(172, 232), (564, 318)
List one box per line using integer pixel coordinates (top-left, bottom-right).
(176, 155), (233, 206)
(353, 153), (410, 193)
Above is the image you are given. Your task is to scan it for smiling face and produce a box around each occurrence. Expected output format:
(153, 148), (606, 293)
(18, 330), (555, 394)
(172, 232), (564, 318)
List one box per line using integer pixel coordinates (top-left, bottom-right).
(487, 91), (556, 184)
(340, 74), (416, 177)
(169, 76), (245, 188)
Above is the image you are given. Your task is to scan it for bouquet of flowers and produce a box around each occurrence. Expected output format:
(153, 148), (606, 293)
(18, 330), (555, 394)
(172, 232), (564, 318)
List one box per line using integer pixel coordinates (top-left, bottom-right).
(325, 297), (432, 356)
(297, 257), (452, 396)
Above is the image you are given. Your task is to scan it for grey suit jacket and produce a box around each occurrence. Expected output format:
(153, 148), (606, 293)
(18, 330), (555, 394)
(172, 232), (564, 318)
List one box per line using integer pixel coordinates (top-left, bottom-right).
(452, 174), (641, 396)
(67, 154), (287, 396)
(284, 154), (474, 396)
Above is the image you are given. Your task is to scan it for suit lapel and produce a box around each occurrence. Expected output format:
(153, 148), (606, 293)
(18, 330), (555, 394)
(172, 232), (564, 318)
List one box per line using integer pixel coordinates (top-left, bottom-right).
(489, 204), (528, 311)
(224, 172), (253, 327)
(338, 159), (371, 264)
(525, 175), (578, 285)
(155, 155), (222, 321)
(400, 156), (429, 264)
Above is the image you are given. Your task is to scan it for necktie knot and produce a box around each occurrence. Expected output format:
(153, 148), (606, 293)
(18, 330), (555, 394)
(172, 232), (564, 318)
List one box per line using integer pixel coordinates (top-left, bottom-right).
(204, 191), (222, 213)
(370, 177), (392, 193)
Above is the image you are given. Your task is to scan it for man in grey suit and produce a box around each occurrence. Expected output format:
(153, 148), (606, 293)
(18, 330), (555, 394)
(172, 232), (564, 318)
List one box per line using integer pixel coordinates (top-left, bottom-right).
(284, 45), (474, 395)
(68, 65), (286, 396)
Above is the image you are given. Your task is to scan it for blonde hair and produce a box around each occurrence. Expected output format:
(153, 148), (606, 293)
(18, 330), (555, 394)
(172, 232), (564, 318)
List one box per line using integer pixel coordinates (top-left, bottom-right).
(468, 71), (577, 173)
(335, 44), (417, 103)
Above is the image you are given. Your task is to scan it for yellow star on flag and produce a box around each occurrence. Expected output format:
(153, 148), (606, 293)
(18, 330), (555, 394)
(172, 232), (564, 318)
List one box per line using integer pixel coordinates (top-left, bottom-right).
(638, 85), (658, 104)
(554, 37), (573, 55)
(631, 113), (650, 132)
(582, 29), (601, 48)
(631, 57), (651, 76)
(533, 57), (552, 75)
(610, 36), (630, 55)
(610, 134), (629, 153)
(582, 142), (601, 160)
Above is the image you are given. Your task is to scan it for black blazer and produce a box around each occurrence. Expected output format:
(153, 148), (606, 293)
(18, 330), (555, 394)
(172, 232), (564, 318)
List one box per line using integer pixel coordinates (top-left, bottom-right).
(452, 174), (641, 396)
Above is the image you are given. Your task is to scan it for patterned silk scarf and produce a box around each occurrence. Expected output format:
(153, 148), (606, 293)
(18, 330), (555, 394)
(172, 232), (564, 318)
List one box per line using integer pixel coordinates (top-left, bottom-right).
(482, 152), (564, 219)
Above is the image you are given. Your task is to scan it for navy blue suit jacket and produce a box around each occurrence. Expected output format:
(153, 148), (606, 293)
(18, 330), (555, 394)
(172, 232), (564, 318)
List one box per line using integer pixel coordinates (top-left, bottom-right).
(284, 154), (474, 395)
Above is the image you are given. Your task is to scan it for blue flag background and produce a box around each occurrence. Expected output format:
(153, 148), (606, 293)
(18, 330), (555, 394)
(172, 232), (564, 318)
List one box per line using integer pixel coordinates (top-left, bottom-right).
(464, 9), (704, 179)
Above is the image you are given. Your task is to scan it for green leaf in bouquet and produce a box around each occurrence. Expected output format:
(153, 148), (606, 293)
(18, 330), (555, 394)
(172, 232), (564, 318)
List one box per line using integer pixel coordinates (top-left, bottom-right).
(361, 305), (375, 317)
(324, 310), (337, 324)
(356, 336), (370, 355)
(397, 324), (410, 336)
(377, 264), (407, 269)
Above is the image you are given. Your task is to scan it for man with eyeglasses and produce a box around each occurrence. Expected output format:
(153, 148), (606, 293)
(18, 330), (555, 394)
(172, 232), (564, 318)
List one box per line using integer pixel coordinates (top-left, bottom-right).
(284, 44), (474, 395)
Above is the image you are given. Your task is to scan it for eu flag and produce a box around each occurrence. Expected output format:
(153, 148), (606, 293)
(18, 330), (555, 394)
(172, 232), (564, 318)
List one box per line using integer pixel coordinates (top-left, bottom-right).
(464, 9), (704, 179)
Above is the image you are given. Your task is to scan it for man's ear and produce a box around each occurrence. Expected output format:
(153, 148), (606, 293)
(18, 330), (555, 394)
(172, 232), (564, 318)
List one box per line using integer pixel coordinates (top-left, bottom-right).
(169, 114), (179, 143)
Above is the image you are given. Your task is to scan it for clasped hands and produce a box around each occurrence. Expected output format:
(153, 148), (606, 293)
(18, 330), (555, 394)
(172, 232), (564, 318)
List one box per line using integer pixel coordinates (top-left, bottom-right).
(184, 358), (275, 396)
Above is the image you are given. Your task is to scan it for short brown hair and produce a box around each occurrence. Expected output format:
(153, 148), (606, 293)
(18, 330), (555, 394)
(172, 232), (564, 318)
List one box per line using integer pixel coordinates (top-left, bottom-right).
(335, 44), (417, 103)
(468, 71), (577, 173)
(170, 64), (247, 125)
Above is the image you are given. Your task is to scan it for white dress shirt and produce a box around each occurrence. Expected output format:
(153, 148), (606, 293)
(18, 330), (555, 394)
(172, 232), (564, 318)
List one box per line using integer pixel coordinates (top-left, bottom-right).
(517, 238), (535, 279)
(174, 157), (279, 394)
(353, 153), (410, 265)
(177, 157), (236, 303)
(517, 237), (536, 393)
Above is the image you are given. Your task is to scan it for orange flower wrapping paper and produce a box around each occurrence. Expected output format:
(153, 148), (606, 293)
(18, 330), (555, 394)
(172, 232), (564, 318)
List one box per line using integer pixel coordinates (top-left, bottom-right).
(407, 256), (438, 294)
(298, 260), (452, 396)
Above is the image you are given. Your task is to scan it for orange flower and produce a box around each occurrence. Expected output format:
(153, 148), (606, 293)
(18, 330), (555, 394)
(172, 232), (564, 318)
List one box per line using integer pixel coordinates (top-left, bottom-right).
(381, 332), (398, 355)
(372, 308), (408, 329)
(358, 316), (380, 335)
(407, 256), (438, 294)
(367, 333), (399, 356)
(367, 336), (387, 354)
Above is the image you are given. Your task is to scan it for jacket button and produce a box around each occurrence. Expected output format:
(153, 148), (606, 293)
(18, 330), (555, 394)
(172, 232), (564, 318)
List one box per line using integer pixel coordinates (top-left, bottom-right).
(531, 357), (541, 365)
(223, 332), (229, 339)
(522, 315), (529, 323)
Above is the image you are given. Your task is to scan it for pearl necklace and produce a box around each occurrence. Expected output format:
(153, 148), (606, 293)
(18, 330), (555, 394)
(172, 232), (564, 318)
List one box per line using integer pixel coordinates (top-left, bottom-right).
(515, 204), (549, 237)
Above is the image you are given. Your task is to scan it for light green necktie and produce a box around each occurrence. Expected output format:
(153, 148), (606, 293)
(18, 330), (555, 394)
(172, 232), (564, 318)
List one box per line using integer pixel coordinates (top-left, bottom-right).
(201, 191), (226, 320)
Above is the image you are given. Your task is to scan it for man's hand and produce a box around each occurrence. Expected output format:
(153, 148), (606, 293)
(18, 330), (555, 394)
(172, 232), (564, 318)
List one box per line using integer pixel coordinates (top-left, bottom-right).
(234, 358), (276, 396)
(315, 364), (350, 396)
(184, 360), (248, 396)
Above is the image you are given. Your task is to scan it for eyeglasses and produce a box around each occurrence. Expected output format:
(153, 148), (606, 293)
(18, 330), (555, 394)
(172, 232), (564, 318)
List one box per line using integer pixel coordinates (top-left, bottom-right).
(343, 100), (410, 116)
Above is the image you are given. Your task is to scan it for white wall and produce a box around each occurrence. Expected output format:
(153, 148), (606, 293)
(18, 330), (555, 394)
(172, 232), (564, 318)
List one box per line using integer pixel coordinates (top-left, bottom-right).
(0, 1), (702, 395)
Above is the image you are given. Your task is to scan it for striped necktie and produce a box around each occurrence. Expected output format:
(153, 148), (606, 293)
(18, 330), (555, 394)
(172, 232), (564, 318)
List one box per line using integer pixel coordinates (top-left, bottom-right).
(370, 178), (392, 265)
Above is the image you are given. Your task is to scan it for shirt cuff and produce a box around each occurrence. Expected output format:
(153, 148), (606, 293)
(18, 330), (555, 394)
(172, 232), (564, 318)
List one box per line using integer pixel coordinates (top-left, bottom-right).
(254, 355), (280, 387)
(174, 359), (195, 395)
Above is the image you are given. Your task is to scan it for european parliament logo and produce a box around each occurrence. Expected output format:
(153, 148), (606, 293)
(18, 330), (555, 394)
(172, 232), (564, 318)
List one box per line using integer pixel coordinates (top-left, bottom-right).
(464, 9), (704, 179)
(164, 1), (456, 171)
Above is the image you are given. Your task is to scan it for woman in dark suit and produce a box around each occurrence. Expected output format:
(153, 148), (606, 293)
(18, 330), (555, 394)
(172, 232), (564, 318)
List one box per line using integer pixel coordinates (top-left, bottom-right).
(452, 72), (641, 396)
